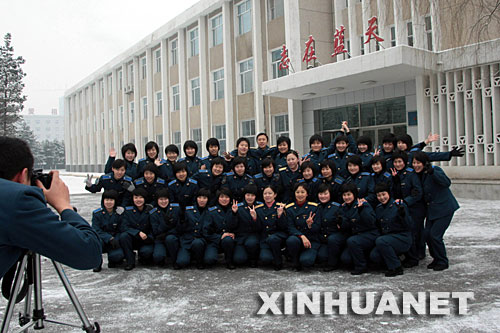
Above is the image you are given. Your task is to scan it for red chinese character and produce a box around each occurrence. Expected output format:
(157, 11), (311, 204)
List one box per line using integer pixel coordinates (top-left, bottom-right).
(302, 35), (317, 66)
(279, 44), (290, 70)
(364, 16), (384, 44)
(331, 25), (348, 58)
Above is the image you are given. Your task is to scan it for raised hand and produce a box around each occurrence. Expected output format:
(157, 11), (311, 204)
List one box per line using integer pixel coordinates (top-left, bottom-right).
(276, 203), (284, 218)
(299, 156), (310, 166)
(85, 174), (93, 187)
(342, 121), (350, 133)
(249, 205), (257, 220)
(223, 151), (234, 161)
(232, 199), (239, 213)
(301, 235), (311, 248)
(154, 158), (163, 166)
(374, 148), (380, 156)
(306, 212), (315, 228)
(109, 147), (117, 158)
(390, 167), (398, 177)
(425, 133), (440, 145)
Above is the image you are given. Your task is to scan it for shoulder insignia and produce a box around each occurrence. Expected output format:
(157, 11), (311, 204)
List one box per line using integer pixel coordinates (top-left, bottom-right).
(297, 179), (305, 183)
(369, 152), (374, 156)
(200, 156), (208, 160)
(102, 175), (112, 180)
(406, 167), (414, 172)
(134, 178), (144, 185)
(279, 167), (287, 172)
(245, 174), (252, 178)
(302, 153), (310, 159)
(312, 177), (319, 183)
(308, 202), (319, 206)
(334, 177), (344, 184)
(410, 147), (420, 152)
(199, 169), (208, 173)
(124, 176), (132, 182)
(170, 203), (180, 207)
(321, 147), (328, 151)
(237, 202), (244, 207)
(186, 206), (194, 210)
(360, 172), (370, 176)
(139, 158), (146, 162)
(126, 206), (134, 210)
(254, 204), (264, 209)
(347, 153), (354, 156)
(254, 173), (263, 179)
(160, 158), (167, 163)
(226, 171), (234, 176)
(383, 172), (391, 178)
(149, 207), (157, 214)
(178, 157), (186, 162)
(285, 203), (295, 209)
(189, 178), (198, 184)
(168, 180), (177, 186)
(255, 201), (263, 206)
(157, 178), (165, 184)
(208, 206), (217, 212)
(331, 202), (341, 207)
(327, 153), (335, 159)
(376, 203), (383, 208)
(93, 208), (103, 214)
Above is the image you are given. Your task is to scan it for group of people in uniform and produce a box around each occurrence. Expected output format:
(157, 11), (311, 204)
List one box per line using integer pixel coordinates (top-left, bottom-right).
(85, 121), (463, 277)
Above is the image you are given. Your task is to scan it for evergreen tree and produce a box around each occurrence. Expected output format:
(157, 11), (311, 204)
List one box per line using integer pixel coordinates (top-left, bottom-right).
(0, 33), (27, 136)
(15, 118), (43, 167)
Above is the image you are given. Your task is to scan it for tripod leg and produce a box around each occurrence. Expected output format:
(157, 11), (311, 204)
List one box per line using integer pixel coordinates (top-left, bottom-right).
(32, 254), (44, 329)
(1, 255), (28, 333)
(19, 284), (32, 331)
(52, 261), (97, 333)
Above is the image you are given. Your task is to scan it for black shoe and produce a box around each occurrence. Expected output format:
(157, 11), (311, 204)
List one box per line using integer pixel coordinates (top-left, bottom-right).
(427, 261), (437, 269)
(385, 266), (404, 277)
(433, 264), (449, 271)
(323, 265), (338, 272)
(124, 264), (135, 271)
(402, 261), (418, 268)
(196, 263), (205, 270)
(108, 262), (118, 269)
(172, 263), (181, 270)
(226, 263), (236, 270)
(249, 260), (258, 268)
(292, 265), (302, 272)
(351, 268), (368, 275)
(92, 264), (102, 273)
(273, 263), (283, 271)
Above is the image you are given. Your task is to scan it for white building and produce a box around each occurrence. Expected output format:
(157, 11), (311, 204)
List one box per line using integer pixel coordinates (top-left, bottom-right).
(23, 109), (65, 142)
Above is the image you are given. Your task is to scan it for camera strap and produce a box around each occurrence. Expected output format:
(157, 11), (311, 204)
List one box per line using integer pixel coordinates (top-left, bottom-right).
(1, 255), (30, 303)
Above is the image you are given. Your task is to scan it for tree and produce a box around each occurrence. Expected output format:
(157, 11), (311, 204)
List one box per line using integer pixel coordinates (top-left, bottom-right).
(0, 33), (26, 136)
(16, 118), (42, 166)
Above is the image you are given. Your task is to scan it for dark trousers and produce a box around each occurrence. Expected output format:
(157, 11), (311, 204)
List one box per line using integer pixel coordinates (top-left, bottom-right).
(406, 207), (426, 263)
(100, 235), (125, 265)
(286, 236), (320, 268)
(220, 236), (236, 265)
(177, 238), (207, 267)
(370, 232), (412, 270)
(234, 234), (260, 265)
(119, 233), (154, 266)
(341, 230), (379, 271)
(259, 233), (286, 266)
(317, 233), (349, 268)
(425, 213), (454, 266)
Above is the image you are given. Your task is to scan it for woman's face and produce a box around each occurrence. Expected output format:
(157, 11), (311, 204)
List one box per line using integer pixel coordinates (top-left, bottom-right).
(321, 166), (333, 179)
(336, 140), (347, 152)
(357, 143), (368, 153)
(397, 140), (408, 151)
(412, 159), (424, 173)
(278, 141), (289, 154)
(212, 164), (224, 176)
(348, 163), (360, 175)
(176, 169), (188, 182)
(238, 141), (249, 155)
(263, 187), (277, 204)
(103, 198), (115, 211)
(393, 158), (406, 171)
(133, 195), (145, 208)
(287, 154), (298, 170)
(376, 191), (390, 205)
(185, 147), (196, 157)
(318, 190), (330, 204)
(218, 194), (230, 206)
(310, 140), (322, 152)
(144, 171), (155, 183)
(234, 163), (245, 176)
(147, 147), (157, 159)
(342, 192), (355, 205)
(263, 164), (274, 177)
(245, 193), (256, 206)
(294, 186), (308, 203)
(197, 196), (208, 208)
(257, 135), (268, 149)
(302, 167), (314, 180)
(208, 145), (219, 156)
(371, 161), (382, 174)
(157, 197), (169, 209)
(124, 150), (136, 162)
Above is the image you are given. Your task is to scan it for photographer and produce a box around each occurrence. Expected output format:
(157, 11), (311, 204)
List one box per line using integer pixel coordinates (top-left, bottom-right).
(0, 137), (102, 278)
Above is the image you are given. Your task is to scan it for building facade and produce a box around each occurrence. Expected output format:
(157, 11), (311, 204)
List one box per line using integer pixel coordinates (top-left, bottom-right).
(64, 0), (500, 197)
(23, 109), (65, 142)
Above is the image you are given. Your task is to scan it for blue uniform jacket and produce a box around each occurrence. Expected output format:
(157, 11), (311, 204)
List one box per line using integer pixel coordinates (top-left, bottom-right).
(232, 202), (261, 240)
(318, 201), (342, 240)
(279, 166), (301, 203)
(285, 202), (321, 243)
(105, 156), (139, 180)
(303, 148), (330, 168)
(158, 159), (175, 181)
(272, 152), (289, 169)
(297, 177), (321, 202)
(392, 167), (423, 208)
(338, 201), (377, 235)
(179, 205), (209, 248)
(203, 205), (235, 244)
(221, 172), (254, 202)
(418, 166), (460, 220)
(345, 172), (376, 205)
(375, 199), (412, 235)
(357, 152), (375, 171)
(0, 179), (101, 278)
(254, 172), (282, 201)
(168, 178), (199, 208)
(327, 151), (355, 178)
(134, 177), (167, 204)
(192, 169), (223, 193)
(372, 171), (393, 190)
(122, 206), (153, 241)
(178, 156), (202, 177)
(85, 173), (133, 206)
(255, 202), (287, 239)
(318, 175), (345, 202)
(149, 203), (181, 239)
(137, 157), (157, 177)
(92, 207), (123, 244)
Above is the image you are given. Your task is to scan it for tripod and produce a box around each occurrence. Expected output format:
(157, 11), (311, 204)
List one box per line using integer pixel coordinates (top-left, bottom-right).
(1, 252), (100, 333)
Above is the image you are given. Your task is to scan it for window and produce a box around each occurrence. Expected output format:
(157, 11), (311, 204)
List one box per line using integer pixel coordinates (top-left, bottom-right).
(172, 85), (180, 111)
(190, 28), (199, 57)
(130, 101), (135, 122)
(268, 0), (284, 21)
(141, 57), (147, 79)
(239, 58), (253, 94)
(109, 110), (113, 128)
(155, 49), (161, 73)
(128, 63), (134, 88)
(425, 16), (433, 51)
(346, 39), (351, 58)
(156, 134), (163, 158)
(271, 49), (288, 79)
(173, 131), (181, 154)
(407, 21), (414, 47)
(118, 70), (123, 90)
(274, 114), (289, 142)
(100, 80), (104, 98)
(213, 68), (224, 100)
(192, 128), (202, 156)
(191, 78), (200, 106)
(211, 15), (223, 46)
(142, 97), (148, 119)
(360, 35), (365, 55)
(171, 39), (178, 65)
(108, 76), (112, 94)
(213, 124), (227, 153)
(241, 119), (256, 146)
(119, 106), (124, 128)
(390, 26), (396, 47)
(101, 112), (105, 130)
(156, 92), (163, 115)
(237, 0), (252, 35)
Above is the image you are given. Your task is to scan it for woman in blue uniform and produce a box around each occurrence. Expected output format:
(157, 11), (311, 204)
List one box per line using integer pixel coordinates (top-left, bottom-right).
(370, 156), (393, 190)
(167, 161), (199, 209)
(104, 143), (139, 180)
(297, 161), (321, 202)
(91, 190), (125, 272)
(412, 152), (459, 271)
(369, 183), (413, 277)
(344, 155), (376, 206)
(119, 188), (154, 270)
(137, 141), (160, 176)
(177, 189), (211, 269)
(221, 156), (254, 202)
(192, 157), (226, 204)
(256, 185), (287, 270)
(273, 136), (292, 169)
(253, 157), (282, 202)
(134, 163), (167, 204)
(149, 188), (181, 267)
(338, 183), (379, 275)
(202, 188), (237, 269)
(285, 183), (321, 271)
(178, 140), (202, 177)
(232, 184), (261, 267)
(279, 150), (302, 203)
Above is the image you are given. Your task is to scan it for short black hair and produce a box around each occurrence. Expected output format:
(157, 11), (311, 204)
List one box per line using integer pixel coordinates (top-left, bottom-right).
(111, 159), (126, 170)
(412, 151), (430, 165)
(121, 143), (137, 158)
(197, 188), (211, 198)
(286, 150), (299, 159)
(309, 134), (324, 147)
(356, 136), (373, 152)
(260, 157), (275, 170)
(184, 140), (198, 156)
(243, 184), (258, 196)
(340, 183), (358, 199)
(206, 138), (220, 151)
(396, 134), (413, 150)
(317, 183), (332, 197)
(370, 155), (387, 171)
(256, 132), (269, 141)
(374, 182), (391, 195)
(211, 157), (225, 168)
(102, 189), (119, 201)
(382, 133), (397, 146)
(300, 161), (317, 175)
(155, 188), (170, 200)
(293, 182), (309, 195)
(334, 135), (349, 145)
(236, 137), (250, 148)
(347, 155), (363, 169)
(320, 159), (336, 171)
(262, 184), (277, 194)
(232, 156), (247, 170)
(132, 187), (148, 199)
(216, 187), (232, 201)
(0, 136), (34, 181)
(392, 150), (409, 165)
(165, 144), (179, 156)
(173, 161), (188, 174)
(143, 163), (159, 176)
(145, 141), (160, 158)
(277, 136), (291, 149)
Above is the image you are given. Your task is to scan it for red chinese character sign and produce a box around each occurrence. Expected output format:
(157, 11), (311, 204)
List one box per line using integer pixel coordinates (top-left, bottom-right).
(364, 16), (384, 44)
(331, 25), (348, 58)
(302, 35), (317, 67)
(279, 44), (290, 71)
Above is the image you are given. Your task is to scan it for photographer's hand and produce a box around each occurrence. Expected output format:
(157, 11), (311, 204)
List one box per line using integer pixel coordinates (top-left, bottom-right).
(37, 170), (73, 214)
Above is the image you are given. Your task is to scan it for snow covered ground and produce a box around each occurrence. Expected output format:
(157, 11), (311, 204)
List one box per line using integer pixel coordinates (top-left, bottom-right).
(1, 177), (500, 332)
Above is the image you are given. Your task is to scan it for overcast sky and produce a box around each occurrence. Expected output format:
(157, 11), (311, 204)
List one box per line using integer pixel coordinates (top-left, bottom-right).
(1, 0), (200, 115)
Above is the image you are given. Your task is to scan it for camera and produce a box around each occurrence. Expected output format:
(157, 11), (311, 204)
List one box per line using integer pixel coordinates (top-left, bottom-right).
(31, 169), (52, 189)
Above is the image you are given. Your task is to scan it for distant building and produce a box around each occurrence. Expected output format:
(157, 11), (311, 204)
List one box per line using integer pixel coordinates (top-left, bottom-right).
(23, 110), (65, 142)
